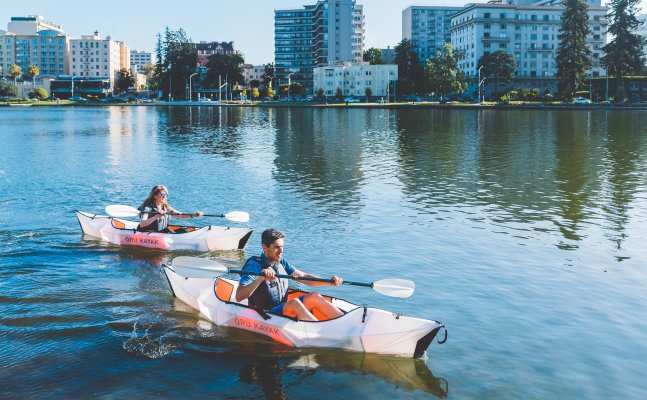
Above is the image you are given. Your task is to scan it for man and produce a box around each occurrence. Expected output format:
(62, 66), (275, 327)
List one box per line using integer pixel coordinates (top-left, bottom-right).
(235, 228), (344, 321)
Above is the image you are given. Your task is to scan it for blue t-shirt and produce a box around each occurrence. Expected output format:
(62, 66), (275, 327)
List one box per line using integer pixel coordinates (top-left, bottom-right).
(239, 253), (297, 308)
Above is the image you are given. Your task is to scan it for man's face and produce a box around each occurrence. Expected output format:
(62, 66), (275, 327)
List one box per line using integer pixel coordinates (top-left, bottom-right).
(263, 238), (284, 264)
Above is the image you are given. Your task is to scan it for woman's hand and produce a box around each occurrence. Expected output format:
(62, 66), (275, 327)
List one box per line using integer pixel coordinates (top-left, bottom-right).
(193, 211), (205, 218)
(331, 275), (343, 286)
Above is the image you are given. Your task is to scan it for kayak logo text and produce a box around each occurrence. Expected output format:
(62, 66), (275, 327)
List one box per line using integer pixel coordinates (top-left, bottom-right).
(234, 317), (280, 336)
(123, 236), (161, 246)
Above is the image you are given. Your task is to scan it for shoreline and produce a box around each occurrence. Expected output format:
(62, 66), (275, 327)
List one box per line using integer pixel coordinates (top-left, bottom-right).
(4, 100), (647, 111)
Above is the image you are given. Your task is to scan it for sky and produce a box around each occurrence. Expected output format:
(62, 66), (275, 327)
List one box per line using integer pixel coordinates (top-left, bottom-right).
(1, 0), (644, 65)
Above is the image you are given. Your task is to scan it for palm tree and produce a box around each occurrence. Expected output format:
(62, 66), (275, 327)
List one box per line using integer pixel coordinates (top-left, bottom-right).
(9, 64), (22, 86)
(27, 64), (40, 87)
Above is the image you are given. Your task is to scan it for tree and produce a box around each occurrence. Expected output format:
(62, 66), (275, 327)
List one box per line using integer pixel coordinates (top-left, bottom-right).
(249, 79), (261, 88)
(27, 64), (40, 86)
(10, 64), (22, 85)
(262, 62), (274, 87)
(602, 0), (646, 101)
(251, 87), (259, 100)
(117, 68), (135, 93)
(363, 47), (383, 65)
(336, 87), (344, 102)
(0, 81), (18, 97)
(477, 50), (517, 96)
(365, 87), (372, 101)
(426, 44), (468, 101)
(289, 82), (303, 96)
(316, 88), (325, 101)
(156, 27), (198, 100)
(556, 0), (591, 98)
(204, 51), (245, 94)
(28, 87), (48, 100)
(394, 38), (423, 95)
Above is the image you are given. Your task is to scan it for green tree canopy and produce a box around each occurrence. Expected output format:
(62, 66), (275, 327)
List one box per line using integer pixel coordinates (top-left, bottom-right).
(556, 0), (591, 98)
(262, 63), (274, 87)
(477, 50), (517, 95)
(117, 68), (135, 93)
(426, 44), (468, 100)
(28, 87), (48, 100)
(0, 81), (18, 97)
(602, 0), (646, 81)
(10, 64), (22, 84)
(204, 51), (245, 91)
(156, 27), (197, 100)
(363, 47), (383, 65)
(27, 64), (40, 85)
(394, 38), (425, 95)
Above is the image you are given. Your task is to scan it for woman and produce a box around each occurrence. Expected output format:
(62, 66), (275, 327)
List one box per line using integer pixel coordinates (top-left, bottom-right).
(137, 185), (204, 233)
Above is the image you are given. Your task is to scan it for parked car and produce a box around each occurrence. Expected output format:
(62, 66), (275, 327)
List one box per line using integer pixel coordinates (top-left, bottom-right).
(69, 96), (88, 102)
(572, 97), (592, 104)
(100, 97), (121, 103)
(377, 98), (387, 104)
(344, 97), (360, 103)
(197, 96), (211, 102)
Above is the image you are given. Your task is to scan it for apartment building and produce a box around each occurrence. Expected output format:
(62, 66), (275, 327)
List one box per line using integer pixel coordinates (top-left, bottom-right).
(1, 15), (69, 79)
(450, 1), (608, 93)
(130, 50), (152, 72)
(196, 41), (235, 66)
(402, 6), (463, 63)
(68, 31), (127, 83)
(313, 62), (397, 98)
(243, 64), (266, 83)
(274, 0), (365, 93)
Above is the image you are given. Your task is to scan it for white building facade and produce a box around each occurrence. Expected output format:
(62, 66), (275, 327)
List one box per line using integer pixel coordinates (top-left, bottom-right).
(130, 50), (151, 72)
(243, 64), (266, 83)
(450, 1), (608, 94)
(313, 62), (398, 98)
(403, 6), (463, 63)
(68, 31), (128, 85)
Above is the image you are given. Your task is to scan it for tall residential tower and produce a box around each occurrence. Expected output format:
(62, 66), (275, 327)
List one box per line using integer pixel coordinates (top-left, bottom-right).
(274, 0), (364, 93)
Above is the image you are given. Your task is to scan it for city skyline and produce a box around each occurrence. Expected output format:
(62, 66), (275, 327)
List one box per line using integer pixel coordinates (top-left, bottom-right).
(3, 0), (640, 66)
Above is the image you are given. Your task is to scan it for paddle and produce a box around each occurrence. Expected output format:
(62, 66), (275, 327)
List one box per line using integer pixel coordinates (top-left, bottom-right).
(170, 256), (416, 299)
(105, 204), (249, 223)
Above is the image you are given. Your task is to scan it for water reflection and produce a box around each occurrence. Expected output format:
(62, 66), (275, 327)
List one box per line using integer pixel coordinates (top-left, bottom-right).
(238, 351), (448, 399)
(392, 109), (647, 251)
(272, 109), (366, 215)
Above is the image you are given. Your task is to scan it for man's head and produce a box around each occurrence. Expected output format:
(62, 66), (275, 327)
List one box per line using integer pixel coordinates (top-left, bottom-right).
(261, 228), (285, 264)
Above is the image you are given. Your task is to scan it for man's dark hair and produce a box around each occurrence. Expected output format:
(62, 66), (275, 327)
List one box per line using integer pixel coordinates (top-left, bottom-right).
(261, 228), (285, 247)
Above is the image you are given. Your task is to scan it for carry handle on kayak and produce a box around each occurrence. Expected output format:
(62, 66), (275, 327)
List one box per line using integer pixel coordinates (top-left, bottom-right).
(170, 256), (415, 298)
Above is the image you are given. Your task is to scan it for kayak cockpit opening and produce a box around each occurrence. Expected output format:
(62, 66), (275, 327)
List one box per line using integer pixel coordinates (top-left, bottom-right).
(214, 277), (358, 320)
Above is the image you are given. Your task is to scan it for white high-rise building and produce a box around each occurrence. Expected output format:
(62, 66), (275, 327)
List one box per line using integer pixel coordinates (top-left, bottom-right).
(450, 1), (608, 93)
(274, 0), (365, 93)
(68, 31), (129, 91)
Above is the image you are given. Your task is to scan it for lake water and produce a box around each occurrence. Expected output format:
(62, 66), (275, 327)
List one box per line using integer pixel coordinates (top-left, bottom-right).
(1, 105), (646, 399)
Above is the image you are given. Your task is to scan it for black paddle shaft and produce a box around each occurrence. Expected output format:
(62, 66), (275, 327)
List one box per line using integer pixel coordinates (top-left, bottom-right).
(229, 269), (373, 288)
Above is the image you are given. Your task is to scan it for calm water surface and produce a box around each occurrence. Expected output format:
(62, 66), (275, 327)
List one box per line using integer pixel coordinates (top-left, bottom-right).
(1, 106), (646, 399)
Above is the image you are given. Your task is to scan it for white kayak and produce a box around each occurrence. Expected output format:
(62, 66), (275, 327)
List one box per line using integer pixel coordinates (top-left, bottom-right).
(75, 211), (252, 251)
(163, 264), (447, 358)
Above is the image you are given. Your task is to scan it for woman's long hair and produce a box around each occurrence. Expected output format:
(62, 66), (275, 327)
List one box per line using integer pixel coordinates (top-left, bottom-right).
(138, 184), (169, 211)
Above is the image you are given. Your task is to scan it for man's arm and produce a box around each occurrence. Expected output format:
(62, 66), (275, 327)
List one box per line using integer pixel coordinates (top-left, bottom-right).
(292, 269), (343, 287)
(235, 268), (276, 302)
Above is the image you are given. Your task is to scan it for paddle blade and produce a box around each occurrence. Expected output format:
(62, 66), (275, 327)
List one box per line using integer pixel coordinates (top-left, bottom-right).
(170, 256), (230, 279)
(223, 211), (250, 223)
(372, 278), (415, 298)
(105, 204), (140, 218)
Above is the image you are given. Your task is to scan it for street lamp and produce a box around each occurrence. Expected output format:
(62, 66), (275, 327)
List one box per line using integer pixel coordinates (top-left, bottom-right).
(70, 75), (75, 98)
(287, 73), (294, 99)
(189, 72), (197, 101)
(477, 66), (483, 103)
(605, 65), (609, 102)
